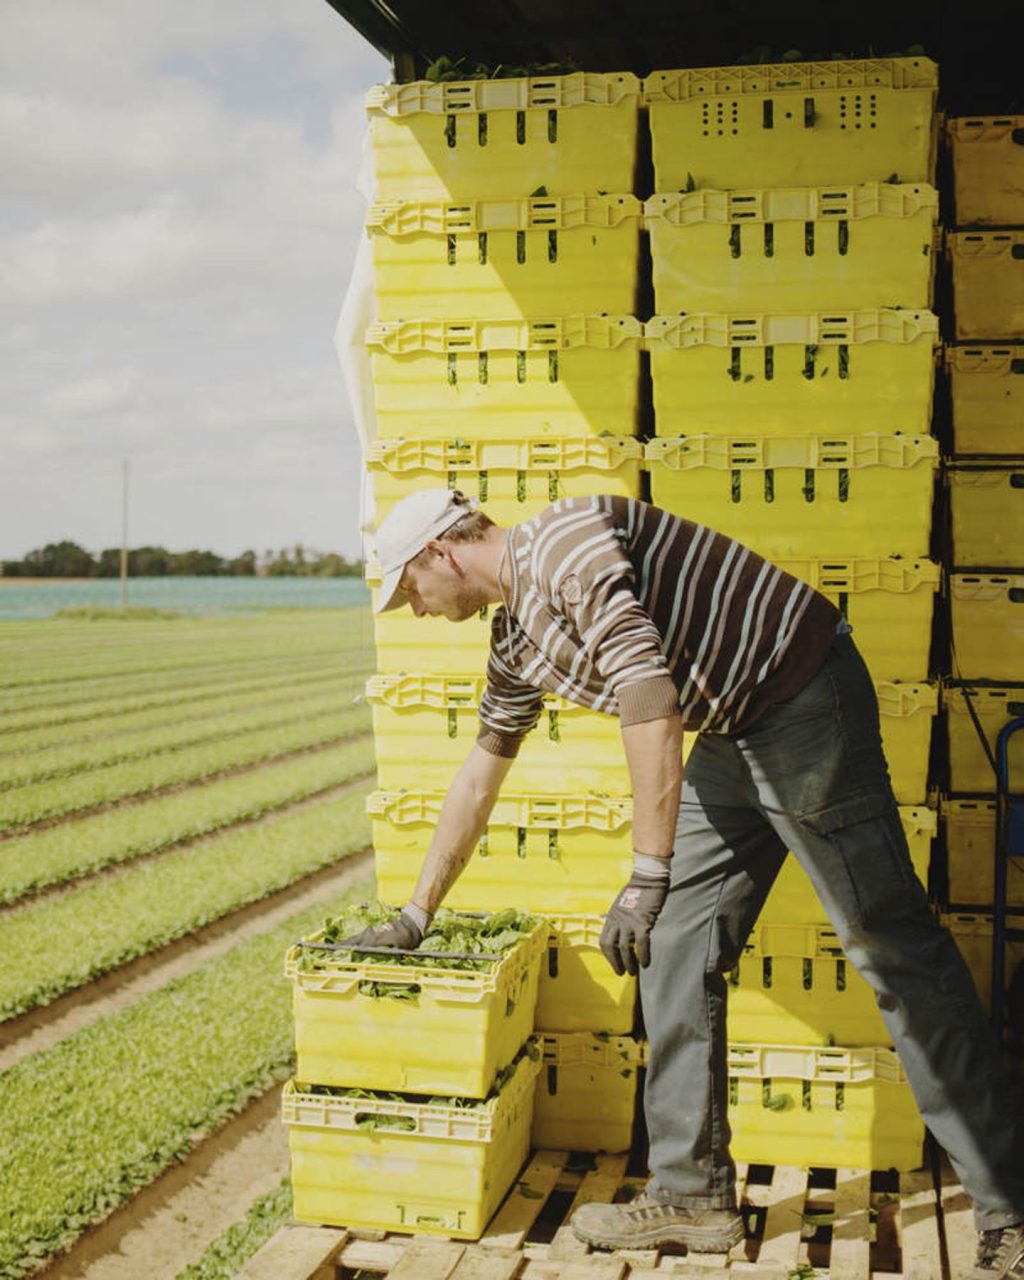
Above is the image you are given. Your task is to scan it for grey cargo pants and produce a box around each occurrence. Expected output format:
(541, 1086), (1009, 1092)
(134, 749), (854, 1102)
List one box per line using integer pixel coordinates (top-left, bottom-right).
(641, 632), (1024, 1231)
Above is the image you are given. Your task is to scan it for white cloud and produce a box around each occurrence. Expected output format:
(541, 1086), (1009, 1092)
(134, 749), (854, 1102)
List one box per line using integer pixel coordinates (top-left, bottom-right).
(43, 370), (142, 417)
(0, 0), (390, 562)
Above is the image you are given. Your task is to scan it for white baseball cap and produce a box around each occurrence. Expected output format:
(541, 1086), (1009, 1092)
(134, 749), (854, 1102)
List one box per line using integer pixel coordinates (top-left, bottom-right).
(372, 488), (477, 613)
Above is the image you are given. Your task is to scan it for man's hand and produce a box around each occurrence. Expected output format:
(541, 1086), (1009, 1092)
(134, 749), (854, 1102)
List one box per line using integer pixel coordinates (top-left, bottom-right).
(600, 856), (671, 976)
(340, 908), (425, 952)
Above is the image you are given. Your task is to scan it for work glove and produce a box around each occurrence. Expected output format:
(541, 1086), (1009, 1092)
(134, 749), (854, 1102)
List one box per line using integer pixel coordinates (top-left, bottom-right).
(340, 903), (431, 952)
(600, 854), (671, 976)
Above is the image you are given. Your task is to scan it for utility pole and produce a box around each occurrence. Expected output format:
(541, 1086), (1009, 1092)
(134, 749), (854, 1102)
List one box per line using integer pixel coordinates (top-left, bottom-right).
(120, 458), (129, 610)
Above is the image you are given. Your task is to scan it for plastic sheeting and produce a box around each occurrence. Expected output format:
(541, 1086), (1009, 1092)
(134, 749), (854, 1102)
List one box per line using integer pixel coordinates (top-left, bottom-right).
(334, 125), (379, 564)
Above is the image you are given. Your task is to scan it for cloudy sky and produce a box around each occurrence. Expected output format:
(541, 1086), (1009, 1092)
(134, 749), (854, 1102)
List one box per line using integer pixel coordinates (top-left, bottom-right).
(1, 1), (389, 562)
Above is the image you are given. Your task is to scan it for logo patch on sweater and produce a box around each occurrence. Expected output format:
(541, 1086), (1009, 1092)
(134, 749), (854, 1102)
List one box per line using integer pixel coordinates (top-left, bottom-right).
(559, 574), (583, 606)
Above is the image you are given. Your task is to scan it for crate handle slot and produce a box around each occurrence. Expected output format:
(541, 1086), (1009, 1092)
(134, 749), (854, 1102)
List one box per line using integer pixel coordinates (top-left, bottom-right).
(1011, 359), (1024, 374)
(1010, 474), (1024, 488)
(1013, 128), (1024, 145)
(1013, 245), (1024, 260)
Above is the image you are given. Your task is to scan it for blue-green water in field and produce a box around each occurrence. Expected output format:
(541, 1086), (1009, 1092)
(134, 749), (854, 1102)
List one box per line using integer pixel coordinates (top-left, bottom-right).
(0, 577), (371, 621)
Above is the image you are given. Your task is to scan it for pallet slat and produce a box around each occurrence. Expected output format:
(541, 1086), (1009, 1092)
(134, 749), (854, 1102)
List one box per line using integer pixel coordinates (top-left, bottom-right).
(547, 1153), (630, 1261)
(386, 1238), (466, 1279)
(754, 1166), (808, 1270)
(291, 1150), (953, 1278)
(898, 1169), (943, 1280)
(236, 1224), (347, 1280)
(829, 1168), (872, 1280)
(450, 1245), (525, 1279)
(481, 1150), (569, 1251)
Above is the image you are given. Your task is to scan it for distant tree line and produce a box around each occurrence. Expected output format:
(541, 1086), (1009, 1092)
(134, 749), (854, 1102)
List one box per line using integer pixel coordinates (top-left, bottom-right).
(1, 540), (362, 578)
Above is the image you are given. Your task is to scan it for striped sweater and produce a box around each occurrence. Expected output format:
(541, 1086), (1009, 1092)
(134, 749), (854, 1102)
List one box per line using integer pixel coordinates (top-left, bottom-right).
(477, 494), (841, 756)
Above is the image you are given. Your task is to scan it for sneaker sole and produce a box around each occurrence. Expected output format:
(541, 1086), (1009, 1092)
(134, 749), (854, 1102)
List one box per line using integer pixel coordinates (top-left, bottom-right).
(571, 1216), (744, 1253)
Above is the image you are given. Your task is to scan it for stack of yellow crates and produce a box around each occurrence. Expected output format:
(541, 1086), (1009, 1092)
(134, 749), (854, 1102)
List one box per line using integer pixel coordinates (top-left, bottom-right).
(941, 114), (1024, 1008)
(641, 56), (942, 1170)
(364, 74), (648, 1159)
(281, 910), (548, 1235)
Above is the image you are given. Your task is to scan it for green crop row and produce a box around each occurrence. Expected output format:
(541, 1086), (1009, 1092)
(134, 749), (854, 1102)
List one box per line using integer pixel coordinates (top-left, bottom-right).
(0, 783), (375, 1020)
(0, 648), (351, 720)
(0, 656), (353, 742)
(0, 704), (371, 832)
(174, 1179), (292, 1280)
(0, 877), (372, 1279)
(0, 737), (374, 904)
(0, 673), (370, 790)
(0, 610), (372, 692)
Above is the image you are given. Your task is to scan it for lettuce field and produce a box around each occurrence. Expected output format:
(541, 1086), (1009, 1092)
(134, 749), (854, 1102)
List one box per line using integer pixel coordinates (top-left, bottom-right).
(0, 608), (378, 1279)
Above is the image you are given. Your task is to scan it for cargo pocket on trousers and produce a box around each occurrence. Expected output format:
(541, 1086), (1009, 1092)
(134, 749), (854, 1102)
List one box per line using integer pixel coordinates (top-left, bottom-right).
(795, 793), (928, 931)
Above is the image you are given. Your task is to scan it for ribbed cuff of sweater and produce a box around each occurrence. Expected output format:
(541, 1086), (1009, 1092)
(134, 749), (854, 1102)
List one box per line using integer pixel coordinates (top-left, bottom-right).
(617, 675), (680, 726)
(475, 727), (523, 759)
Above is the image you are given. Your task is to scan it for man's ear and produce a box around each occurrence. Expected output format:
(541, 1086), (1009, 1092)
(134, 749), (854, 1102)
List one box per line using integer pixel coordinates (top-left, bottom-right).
(422, 538), (461, 572)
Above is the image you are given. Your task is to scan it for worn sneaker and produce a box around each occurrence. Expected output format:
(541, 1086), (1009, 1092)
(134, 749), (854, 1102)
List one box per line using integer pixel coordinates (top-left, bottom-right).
(968, 1224), (1024, 1279)
(571, 1192), (744, 1252)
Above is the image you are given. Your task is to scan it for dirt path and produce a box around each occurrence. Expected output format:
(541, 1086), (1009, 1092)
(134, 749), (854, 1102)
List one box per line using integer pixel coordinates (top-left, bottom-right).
(0, 848), (373, 1071)
(38, 1085), (291, 1280)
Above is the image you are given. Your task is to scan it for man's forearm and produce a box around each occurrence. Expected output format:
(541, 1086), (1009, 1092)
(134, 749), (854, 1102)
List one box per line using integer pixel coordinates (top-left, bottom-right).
(410, 743), (514, 915)
(620, 713), (684, 860)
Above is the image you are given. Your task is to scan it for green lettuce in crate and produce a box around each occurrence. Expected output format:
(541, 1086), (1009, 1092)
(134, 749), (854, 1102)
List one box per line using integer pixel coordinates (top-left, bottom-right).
(297, 1043), (540, 1127)
(299, 903), (541, 975)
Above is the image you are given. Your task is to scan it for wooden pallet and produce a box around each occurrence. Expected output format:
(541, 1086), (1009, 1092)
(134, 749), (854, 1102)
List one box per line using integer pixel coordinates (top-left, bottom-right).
(239, 1150), (950, 1280)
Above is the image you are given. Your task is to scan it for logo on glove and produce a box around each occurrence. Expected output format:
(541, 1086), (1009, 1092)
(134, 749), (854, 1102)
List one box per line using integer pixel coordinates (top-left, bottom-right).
(619, 887), (642, 910)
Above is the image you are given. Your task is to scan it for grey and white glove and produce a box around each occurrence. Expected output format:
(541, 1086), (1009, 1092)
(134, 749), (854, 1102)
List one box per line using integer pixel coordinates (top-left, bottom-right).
(340, 902), (432, 952)
(600, 853), (671, 976)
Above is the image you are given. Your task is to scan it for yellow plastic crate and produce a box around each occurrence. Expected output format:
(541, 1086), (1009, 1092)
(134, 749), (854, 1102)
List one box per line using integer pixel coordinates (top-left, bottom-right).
(948, 231), (1024, 341)
(368, 436), (643, 528)
(367, 72), (640, 199)
(644, 184), (938, 313)
(949, 464), (1024, 569)
(368, 195), (641, 320)
(366, 563), (493, 672)
(776, 557), (938, 681)
(948, 115), (1024, 226)
(946, 344), (1024, 456)
(942, 912), (1024, 1015)
(284, 1049), (539, 1239)
(942, 798), (1016, 908)
(370, 790), (632, 914)
(531, 1032), (641, 1154)
(536, 914), (636, 1034)
(878, 684), (937, 802)
(950, 573), (1024, 682)
(944, 683), (1024, 794)
(367, 673), (629, 795)
(367, 316), (642, 440)
(647, 434), (939, 559)
(726, 1044), (923, 1172)
(728, 923), (888, 1046)
(284, 916), (547, 1097)
(643, 57), (938, 190)
(646, 310), (938, 437)
(760, 804), (935, 925)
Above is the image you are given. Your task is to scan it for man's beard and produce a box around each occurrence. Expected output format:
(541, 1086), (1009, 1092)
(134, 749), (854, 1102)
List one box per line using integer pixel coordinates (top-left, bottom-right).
(445, 578), (488, 621)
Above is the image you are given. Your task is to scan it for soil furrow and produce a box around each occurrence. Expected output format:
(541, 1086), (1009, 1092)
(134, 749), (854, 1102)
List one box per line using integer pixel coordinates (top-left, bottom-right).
(36, 1086), (291, 1280)
(0, 730), (372, 842)
(0, 769), (374, 918)
(0, 849), (373, 1072)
